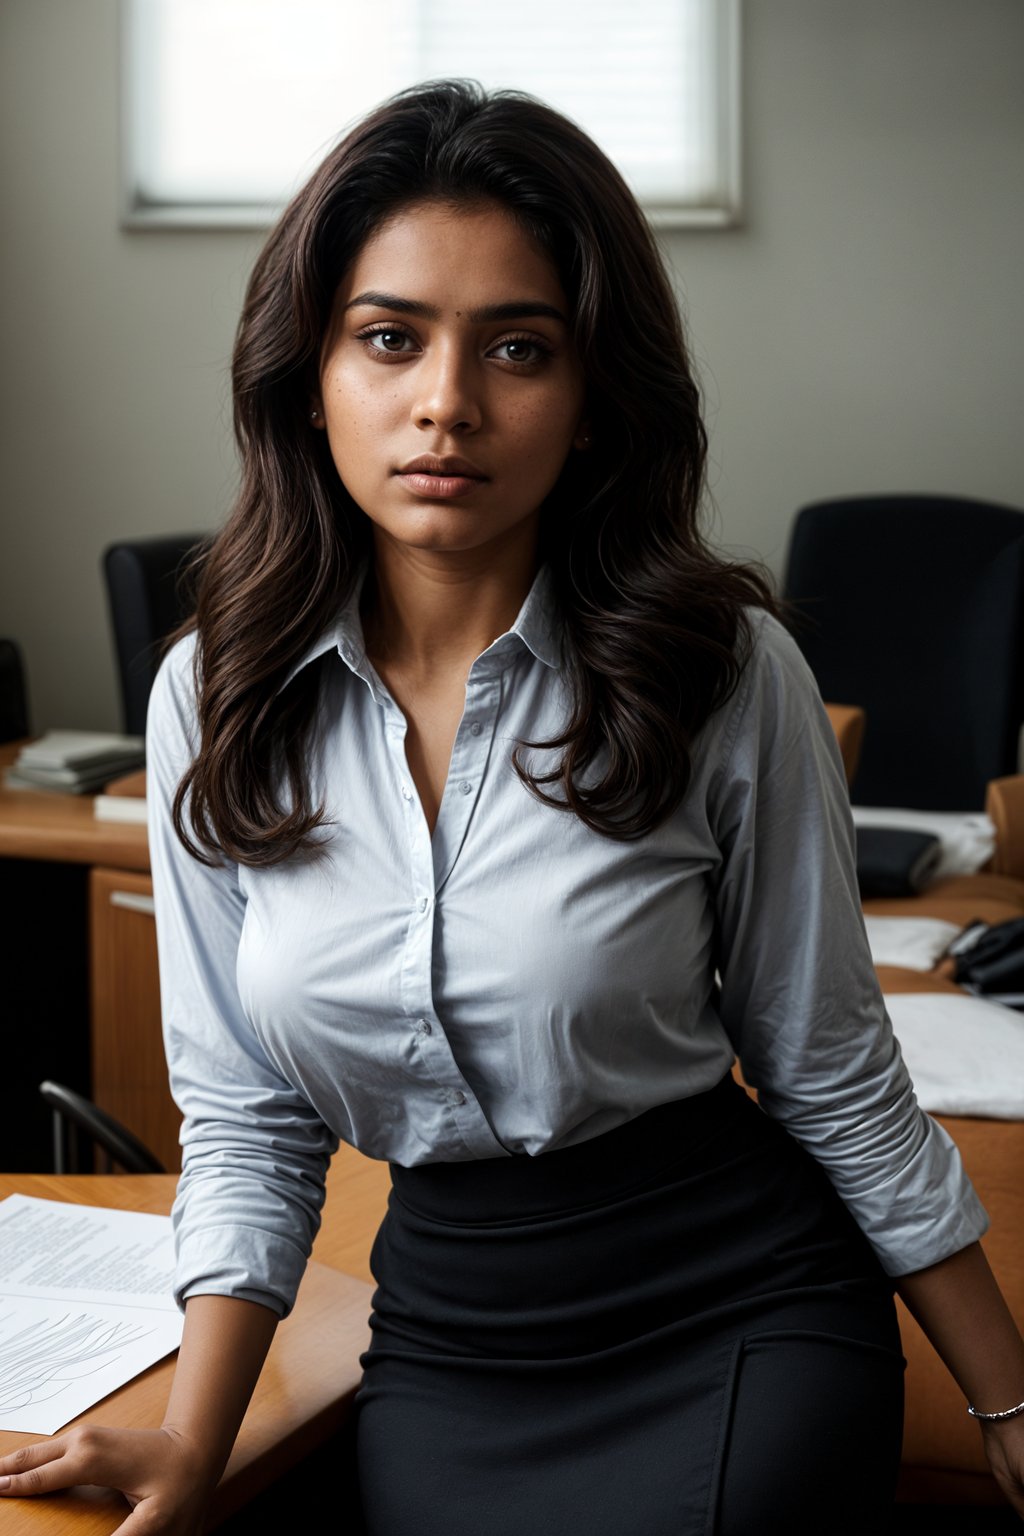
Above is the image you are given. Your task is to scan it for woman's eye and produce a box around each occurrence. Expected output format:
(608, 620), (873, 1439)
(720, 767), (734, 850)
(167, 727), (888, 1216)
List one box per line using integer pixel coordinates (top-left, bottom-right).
(492, 337), (549, 366)
(360, 327), (416, 355)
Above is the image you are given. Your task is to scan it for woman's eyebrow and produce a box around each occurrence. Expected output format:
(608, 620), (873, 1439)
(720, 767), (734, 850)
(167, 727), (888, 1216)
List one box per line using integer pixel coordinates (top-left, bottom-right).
(344, 291), (568, 325)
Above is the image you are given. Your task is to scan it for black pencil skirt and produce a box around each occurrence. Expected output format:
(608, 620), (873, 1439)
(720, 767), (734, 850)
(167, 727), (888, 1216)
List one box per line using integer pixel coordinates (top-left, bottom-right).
(354, 1074), (905, 1536)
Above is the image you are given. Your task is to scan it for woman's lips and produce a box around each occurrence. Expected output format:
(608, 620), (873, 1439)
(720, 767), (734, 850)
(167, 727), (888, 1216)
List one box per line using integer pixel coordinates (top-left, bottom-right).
(397, 471), (486, 499)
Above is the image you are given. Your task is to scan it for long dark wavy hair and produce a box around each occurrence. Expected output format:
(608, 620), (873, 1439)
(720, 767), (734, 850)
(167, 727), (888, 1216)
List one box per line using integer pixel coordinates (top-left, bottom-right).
(172, 78), (778, 865)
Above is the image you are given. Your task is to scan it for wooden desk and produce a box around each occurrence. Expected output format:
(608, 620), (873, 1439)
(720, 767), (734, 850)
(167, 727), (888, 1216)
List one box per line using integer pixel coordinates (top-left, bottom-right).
(0, 743), (148, 872)
(0, 1148), (392, 1534)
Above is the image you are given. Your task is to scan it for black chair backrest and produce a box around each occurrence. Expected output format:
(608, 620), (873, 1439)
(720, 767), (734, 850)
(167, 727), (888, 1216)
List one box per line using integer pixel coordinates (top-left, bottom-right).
(782, 495), (1024, 811)
(103, 535), (206, 737)
(0, 637), (29, 743)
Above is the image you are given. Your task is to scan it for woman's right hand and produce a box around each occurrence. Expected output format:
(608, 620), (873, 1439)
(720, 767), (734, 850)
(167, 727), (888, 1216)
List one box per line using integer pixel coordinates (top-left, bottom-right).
(0, 1422), (220, 1535)
(0, 1295), (284, 1532)
(981, 1417), (1024, 1521)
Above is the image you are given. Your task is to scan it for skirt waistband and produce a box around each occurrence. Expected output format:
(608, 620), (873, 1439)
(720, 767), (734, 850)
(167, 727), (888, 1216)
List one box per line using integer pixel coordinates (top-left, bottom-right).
(389, 1071), (761, 1223)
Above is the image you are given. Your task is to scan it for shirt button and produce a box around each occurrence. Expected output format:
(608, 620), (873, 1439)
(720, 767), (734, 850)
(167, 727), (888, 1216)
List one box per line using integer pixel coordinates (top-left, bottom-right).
(469, 721), (482, 737)
(418, 896), (429, 912)
(400, 782), (413, 801)
(415, 1018), (432, 1036)
(448, 1089), (466, 1107)
(459, 780), (472, 795)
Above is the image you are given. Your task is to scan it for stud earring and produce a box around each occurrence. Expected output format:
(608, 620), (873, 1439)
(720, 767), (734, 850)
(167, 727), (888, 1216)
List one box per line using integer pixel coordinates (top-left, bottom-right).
(310, 409), (319, 422)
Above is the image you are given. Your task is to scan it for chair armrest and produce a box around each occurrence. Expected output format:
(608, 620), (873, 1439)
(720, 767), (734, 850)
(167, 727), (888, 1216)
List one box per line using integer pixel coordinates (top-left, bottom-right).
(985, 774), (1024, 880)
(823, 703), (865, 788)
(38, 1079), (165, 1174)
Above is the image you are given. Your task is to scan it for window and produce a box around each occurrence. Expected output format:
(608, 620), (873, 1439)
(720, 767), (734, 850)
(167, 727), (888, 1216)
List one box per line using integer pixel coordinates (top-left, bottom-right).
(120, 0), (740, 229)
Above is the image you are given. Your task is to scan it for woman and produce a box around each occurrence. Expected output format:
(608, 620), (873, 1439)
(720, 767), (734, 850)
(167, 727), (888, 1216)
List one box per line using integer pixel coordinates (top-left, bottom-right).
(2, 79), (1022, 1535)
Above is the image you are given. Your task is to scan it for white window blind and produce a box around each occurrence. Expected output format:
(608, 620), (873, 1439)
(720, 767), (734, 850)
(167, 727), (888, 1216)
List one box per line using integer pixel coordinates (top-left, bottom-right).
(120, 0), (740, 229)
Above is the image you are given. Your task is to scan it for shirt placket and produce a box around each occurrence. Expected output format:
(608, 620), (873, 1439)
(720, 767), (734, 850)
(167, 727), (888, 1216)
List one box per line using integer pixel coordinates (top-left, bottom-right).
(382, 663), (507, 1159)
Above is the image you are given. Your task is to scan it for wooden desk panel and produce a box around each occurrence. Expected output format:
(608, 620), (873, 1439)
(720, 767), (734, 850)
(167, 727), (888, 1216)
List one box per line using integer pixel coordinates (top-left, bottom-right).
(0, 743), (148, 872)
(0, 1174), (375, 1535)
(89, 868), (182, 1174)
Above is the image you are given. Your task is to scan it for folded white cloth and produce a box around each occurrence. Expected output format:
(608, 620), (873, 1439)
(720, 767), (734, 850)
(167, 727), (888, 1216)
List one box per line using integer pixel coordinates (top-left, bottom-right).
(885, 991), (1024, 1119)
(851, 806), (996, 882)
(864, 916), (963, 972)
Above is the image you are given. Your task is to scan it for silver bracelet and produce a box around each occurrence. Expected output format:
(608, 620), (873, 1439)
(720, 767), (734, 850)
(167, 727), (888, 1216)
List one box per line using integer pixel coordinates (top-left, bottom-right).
(967, 1398), (1024, 1423)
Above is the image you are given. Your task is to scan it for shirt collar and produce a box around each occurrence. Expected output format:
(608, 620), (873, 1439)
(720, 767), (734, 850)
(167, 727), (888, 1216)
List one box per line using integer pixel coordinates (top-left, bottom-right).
(278, 561), (563, 695)
(503, 563), (563, 670)
(274, 564), (371, 697)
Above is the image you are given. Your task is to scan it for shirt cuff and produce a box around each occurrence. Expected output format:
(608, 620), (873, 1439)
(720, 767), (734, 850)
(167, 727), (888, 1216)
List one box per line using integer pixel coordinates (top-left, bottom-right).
(173, 1221), (311, 1317)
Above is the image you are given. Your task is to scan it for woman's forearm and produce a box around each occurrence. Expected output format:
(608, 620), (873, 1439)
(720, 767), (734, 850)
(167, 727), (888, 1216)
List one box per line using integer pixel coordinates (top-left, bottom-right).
(160, 1293), (281, 1485)
(895, 1241), (1024, 1414)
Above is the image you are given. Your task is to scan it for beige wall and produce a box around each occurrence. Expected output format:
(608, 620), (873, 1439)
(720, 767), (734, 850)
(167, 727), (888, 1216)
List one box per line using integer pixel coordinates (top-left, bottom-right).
(1, 0), (1022, 733)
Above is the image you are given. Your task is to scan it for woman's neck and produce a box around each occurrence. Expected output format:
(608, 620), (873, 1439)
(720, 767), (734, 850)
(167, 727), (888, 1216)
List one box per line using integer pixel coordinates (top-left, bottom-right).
(361, 533), (540, 677)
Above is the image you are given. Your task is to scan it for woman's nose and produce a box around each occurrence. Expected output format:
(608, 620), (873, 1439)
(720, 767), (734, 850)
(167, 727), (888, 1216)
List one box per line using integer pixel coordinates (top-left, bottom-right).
(412, 344), (482, 434)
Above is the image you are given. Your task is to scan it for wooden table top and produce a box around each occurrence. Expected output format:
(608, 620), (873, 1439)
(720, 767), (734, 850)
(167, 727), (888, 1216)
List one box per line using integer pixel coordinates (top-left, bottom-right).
(0, 1150), (392, 1534)
(0, 744), (149, 871)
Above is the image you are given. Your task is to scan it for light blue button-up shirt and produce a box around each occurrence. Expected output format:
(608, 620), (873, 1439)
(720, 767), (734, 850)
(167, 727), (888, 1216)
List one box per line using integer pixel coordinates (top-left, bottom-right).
(147, 568), (987, 1316)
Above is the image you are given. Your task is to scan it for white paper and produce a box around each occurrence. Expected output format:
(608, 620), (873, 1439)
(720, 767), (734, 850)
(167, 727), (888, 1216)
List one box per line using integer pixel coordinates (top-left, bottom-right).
(864, 916), (963, 972)
(94, 794), (149, 824)
(886, 991), (1024, 1119)
(0, 1195), (183, 1434)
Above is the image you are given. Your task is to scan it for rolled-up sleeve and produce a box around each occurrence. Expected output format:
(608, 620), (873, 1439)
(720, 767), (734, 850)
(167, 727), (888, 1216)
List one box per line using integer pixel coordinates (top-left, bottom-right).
(146, 637), (337, 1316)
(710, 615), (989, 1276)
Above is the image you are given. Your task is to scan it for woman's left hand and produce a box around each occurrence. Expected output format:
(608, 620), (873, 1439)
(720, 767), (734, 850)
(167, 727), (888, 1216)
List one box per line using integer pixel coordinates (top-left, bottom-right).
(981, 1417), (1024, 1519)
(0, 1423), (216, 1533)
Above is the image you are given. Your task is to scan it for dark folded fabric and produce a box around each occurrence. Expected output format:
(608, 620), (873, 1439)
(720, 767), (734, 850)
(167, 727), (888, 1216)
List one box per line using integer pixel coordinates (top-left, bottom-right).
(950, 916), (1024, 997)
(855, 827), (943, 898)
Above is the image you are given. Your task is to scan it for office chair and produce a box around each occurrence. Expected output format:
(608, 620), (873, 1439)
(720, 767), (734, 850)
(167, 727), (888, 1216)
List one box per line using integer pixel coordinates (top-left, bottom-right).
(0, 637), (29, 742)
(39, 1079), (166, 1174)
(782, 495), (1024, 812)
(103, 533), (207, 737)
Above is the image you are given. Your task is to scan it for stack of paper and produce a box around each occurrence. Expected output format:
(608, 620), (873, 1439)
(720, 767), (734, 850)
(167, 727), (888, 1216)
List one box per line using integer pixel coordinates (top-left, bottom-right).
(6, 730), (145, 794)
(0, 1194), (183, 1434)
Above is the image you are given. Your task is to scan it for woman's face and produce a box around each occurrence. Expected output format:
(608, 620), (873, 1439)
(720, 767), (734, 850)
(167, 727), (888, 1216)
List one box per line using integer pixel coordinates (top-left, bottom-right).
(314, 199), (588, 566)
